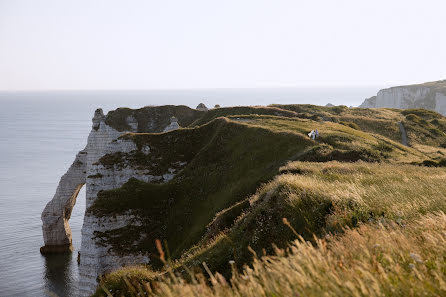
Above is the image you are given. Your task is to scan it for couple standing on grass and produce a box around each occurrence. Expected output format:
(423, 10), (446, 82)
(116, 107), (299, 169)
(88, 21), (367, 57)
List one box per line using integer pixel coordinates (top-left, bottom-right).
(308, 129), (319, 140)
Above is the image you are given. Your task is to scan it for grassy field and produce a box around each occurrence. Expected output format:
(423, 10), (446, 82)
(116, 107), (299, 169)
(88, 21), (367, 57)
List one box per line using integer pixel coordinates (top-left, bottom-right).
(95, 212), (446, 297)
(90, 105), (446, 296)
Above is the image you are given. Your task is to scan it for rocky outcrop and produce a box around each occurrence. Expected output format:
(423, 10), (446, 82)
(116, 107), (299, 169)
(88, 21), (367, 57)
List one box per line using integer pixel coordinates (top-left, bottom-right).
(163, 116), (180, 132)
(79, 137), (155, 296)
(196, 103), (208, 111)
(41, 108), (119, 255)
(105, 105), (203, 132)
(41, 105), (204, 296)
(79, 123), (190, 295)
(360, 80), (446, 115)
(41, 149), (87, 254)
(398, 122), (408, 146)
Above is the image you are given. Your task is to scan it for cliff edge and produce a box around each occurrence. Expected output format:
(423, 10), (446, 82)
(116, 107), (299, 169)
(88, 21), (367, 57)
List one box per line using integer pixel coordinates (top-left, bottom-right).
(41, 105), (204, 295)
(360, 80), (446, 115)
(41, 102), (446, 296)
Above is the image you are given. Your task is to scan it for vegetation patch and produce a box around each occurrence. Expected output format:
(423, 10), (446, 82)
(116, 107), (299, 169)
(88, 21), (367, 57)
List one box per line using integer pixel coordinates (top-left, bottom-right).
(89, 118), (315, 262)
(94, 163), (446, 297)
(105, 105), (204, 132)
(89, 105), (446, 297)
(189, 106), (299, 127)
(339, 121), (360, 130)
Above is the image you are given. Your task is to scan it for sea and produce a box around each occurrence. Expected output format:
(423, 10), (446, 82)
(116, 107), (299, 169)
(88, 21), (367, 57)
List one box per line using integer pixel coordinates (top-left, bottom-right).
(0, 87), (381, 297)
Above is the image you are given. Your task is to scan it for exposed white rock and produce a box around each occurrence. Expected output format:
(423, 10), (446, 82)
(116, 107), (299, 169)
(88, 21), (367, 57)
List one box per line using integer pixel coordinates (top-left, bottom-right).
(163, 116), (180, 132)
(126, 115), (138, 131)
(435, 93), (446, 115)
(359, 80), (446, 115)
(142, 145), (151, 155)
(376, 87), (430, 109)
(79, 132), (170, 295)
(41, 149), (87, 253)
(196, 103), (209, 111)
(162, 173), (175, 182)
(43, 107), (185, 296)
(78, 213), (149, 295)
(105, 138), (137, 155)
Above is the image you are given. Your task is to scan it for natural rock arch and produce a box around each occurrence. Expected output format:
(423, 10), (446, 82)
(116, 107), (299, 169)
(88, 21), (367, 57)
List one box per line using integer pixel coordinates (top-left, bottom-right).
(40, 149), (87, 254)
(40, 108), (110, 254)
(40, 105), (205, 295)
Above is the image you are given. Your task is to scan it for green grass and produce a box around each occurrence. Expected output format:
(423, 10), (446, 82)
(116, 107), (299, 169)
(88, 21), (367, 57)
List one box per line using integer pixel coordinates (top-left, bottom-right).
(90, 110), (434, 262)
(105, 105), (204, 132)
(89, 104), (446, 296)
(402, 110), (446, 147)
(94, 162), (446, 297)
(89, 118), (315, 262)
(172, 162), (446, 276)
(225, 114), (421, 163)
(189, 106), (299, 127)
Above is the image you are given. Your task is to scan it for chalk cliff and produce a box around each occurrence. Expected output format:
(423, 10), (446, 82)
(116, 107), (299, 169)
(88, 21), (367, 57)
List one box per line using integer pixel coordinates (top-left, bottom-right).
(360, 80), (446, 115)
(41, 105), (204, 296)
(43, 100), (446, 296)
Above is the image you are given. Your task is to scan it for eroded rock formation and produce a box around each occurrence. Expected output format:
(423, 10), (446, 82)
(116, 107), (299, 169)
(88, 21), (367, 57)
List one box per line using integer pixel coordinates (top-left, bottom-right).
(196, 102), (208, 111)
(41, 105), (205, 296)
(41, 149), (87, 254)
(163, 116), (180, 132)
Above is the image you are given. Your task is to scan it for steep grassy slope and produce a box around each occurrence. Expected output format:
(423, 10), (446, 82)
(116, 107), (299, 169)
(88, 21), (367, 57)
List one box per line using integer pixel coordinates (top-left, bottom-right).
(90, 111), (430, 260)
(98, 212), (446, 297)
(90, 105), (446, 296)
(174, 162), (446, 276)
(94, 162), (446, 297)
(90, 118), (315, 262)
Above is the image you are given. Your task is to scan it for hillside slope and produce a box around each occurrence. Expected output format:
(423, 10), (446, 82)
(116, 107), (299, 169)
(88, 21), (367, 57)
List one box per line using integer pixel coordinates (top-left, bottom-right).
(87, 104), (446, 296)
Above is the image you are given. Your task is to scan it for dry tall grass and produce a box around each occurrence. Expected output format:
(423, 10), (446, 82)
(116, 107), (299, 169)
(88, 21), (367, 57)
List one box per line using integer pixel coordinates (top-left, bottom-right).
(94, 162), (446, 297)
(97, 212), (446, 297)
(277, 162), (446, 225)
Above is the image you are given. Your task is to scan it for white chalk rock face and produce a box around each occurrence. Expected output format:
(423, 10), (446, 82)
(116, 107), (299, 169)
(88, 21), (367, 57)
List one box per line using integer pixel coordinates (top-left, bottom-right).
(40, 108), (132, 295)
(359, 80), (446, 115)
(163, 116), (180, 132)
(126, 115), (138, 131)
(435, 93), (446, 115)
(42, 107), (189, 296)
(78, 129), (172, 295)
(40, 149), (87, 253)
(375, 87), (430, 109)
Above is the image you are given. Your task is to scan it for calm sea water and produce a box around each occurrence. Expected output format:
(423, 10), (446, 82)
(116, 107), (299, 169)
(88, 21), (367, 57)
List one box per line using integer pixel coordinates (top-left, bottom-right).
(0, 87), (380, 297)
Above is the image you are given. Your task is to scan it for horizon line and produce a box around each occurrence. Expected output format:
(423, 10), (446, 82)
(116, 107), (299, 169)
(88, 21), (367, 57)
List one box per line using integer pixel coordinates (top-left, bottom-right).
(0, 85), (388, 93)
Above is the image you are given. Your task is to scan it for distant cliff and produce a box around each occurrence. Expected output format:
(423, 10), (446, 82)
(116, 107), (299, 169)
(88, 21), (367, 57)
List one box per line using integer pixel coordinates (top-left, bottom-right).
(360, 80), (446, 115)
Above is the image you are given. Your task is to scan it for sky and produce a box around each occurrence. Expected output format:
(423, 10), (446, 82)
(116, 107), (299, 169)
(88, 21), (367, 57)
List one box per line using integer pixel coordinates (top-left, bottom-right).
(0, 0), (445, 91)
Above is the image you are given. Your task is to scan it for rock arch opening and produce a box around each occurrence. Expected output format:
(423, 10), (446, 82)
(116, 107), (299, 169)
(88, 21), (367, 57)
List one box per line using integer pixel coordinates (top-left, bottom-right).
(40, 149), (87, 254)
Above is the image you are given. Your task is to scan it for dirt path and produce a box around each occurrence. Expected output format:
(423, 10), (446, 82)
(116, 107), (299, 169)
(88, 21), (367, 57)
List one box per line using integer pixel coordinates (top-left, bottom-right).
(398, 121), (408, 146)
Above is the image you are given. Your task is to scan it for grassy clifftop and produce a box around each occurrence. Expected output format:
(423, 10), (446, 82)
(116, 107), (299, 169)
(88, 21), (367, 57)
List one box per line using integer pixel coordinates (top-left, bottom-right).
(391, 79), (446, 94)
(90, 118), (314, 260)
(105, 105), (204, 132)
(91, 105), (446, 297)
(94, 161), (446, 297)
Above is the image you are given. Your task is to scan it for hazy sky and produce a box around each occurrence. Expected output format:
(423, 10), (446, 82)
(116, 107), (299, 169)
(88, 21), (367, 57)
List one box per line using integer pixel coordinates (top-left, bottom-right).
(1, 0), (445, 91)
